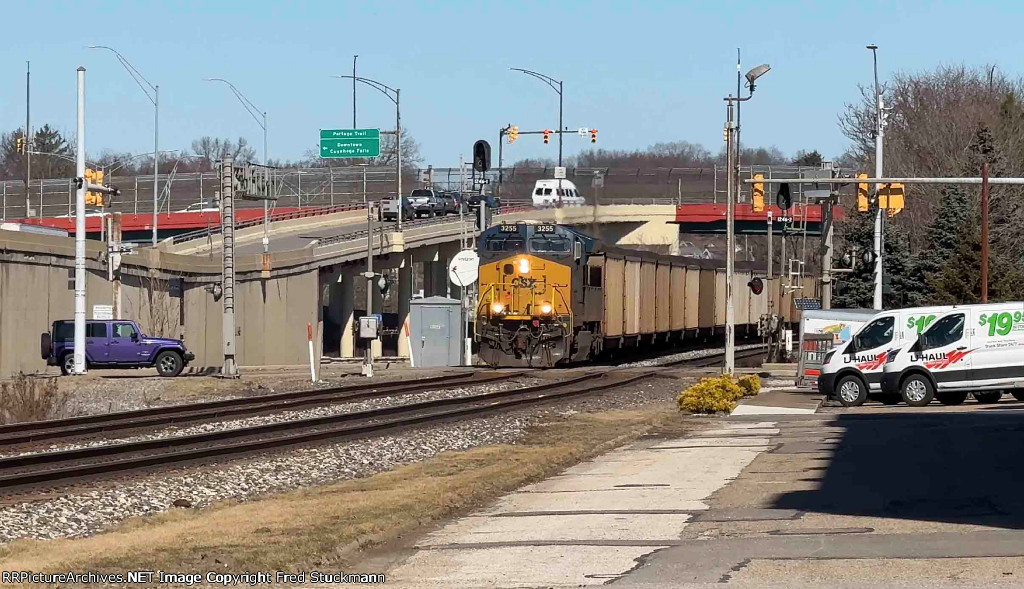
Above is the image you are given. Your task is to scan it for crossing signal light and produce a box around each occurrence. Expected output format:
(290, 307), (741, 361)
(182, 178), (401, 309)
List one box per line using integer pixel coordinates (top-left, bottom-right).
(856, 173), (869, 212)
(542, 129), (551, 144)
(590, 129), (598, 143)
(747, 277), (764, 295)
(507, 125), (519, 144)
(752, 173), (765, 212)
(880, 182), (905, 217)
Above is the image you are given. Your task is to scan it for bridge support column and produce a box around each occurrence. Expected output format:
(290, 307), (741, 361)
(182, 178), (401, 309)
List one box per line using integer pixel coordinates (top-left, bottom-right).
(371, 280), (383, 357)
(339, 273), (355, 358)
(398, 258), (412, 358)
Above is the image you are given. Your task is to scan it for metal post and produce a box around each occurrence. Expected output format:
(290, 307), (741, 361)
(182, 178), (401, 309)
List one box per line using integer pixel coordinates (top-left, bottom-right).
(111, 212), (123, 319)
(134, 177), (139, 214)
(73, 67), (87, 375)
(25, 61), (31, 218)
(220, 157), (238, 377)
(981, 162), (989, 303)
(362, 165), (367, 203)
(363, 202), (375, 377)
(263, 111), (269, 253)
(153, 85), (159, 246)
(353, 55), (358, 128)
(869, 45), (884, 310)
(396, 89), (402, 231)
(558, 81), (563, 167)
(497, 127), (504, 200)
(821, 198), (834, 309)
(724, 100), (735, 375)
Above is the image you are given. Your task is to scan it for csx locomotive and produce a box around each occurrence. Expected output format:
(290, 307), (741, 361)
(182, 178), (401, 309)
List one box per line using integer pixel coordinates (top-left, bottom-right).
(475, 222), (788, 368)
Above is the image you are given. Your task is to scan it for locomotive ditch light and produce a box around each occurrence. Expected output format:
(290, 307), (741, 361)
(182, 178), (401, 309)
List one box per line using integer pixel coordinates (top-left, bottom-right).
(491, 302), (505, 314)
(518, 257), (530, 274)
(540, 303), (553, 314)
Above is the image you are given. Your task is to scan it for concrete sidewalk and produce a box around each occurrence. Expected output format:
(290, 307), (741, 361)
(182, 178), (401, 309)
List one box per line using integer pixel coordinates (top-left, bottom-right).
(385, 420), (781, 587)
(732, 388), (821, 416)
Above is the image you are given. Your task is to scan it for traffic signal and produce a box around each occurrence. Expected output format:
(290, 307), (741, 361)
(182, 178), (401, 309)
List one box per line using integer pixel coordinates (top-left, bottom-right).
(472, 140), (491, 172)
(747, 277), (764, 295)
(507, 125), (519, 144)
(15, 137), (24, 154)
(856, 173), (869, 212)
(880, 182), (905, 217)
(542, 130), (551, 144)
(590, 129), (597, 143)
(83, 169), (103, 206)
(752, 173), (765, 212)
(776, 182), (792, 210)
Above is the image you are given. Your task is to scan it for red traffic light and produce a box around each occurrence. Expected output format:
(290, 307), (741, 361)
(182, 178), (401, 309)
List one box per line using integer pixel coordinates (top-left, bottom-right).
(747, 277), (764, 295)
(590, 129), (598, 143)
(542, 130), (551, 144)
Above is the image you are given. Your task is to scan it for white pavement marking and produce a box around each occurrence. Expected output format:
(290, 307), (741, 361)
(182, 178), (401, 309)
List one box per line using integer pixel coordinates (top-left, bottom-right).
(387, 421), (777, 587)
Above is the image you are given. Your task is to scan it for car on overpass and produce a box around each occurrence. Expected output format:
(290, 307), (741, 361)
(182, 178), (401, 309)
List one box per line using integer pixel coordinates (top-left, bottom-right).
(409, 189), (444, 217)
(380, 196), (415, 222)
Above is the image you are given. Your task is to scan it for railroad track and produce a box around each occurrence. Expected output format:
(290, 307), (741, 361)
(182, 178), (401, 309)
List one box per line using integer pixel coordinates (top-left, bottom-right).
(0, 370), (650, 494)
(0, 371), (523, 447)
(663, 346), (766, 368)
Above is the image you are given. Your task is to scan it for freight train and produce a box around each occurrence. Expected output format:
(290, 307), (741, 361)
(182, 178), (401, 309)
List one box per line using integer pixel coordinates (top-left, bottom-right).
(474, 222), (811, 367)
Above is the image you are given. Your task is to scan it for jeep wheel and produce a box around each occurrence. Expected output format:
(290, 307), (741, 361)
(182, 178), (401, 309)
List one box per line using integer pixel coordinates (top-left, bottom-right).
(936, 390), (968, 406)
(836, 376), (867, 407)
(973, 391), (1002, 404)
(155, 351), (184, 377)
(61, 353), (75, 376)
(901, 374), (934, 407)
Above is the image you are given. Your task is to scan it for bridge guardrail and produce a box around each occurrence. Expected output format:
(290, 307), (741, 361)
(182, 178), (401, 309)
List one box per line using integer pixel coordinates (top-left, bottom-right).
(169, 203), (368, 246)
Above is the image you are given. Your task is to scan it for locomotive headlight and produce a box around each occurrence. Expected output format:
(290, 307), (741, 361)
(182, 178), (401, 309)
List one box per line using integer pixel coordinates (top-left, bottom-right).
(491, 302), (505, 314)
(540, 303), (553, 314)
(518, 257), (530, 274)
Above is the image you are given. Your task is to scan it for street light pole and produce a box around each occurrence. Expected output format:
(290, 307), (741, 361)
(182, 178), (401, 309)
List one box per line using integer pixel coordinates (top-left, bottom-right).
(510, 68), (564, 202)
(723, 63), (771, 375)
(868, 44), (885, 310)
(332, 75), (402, 228)
(89, 46), (158, 246)
(352, 55), (358, 128)
(204, 78), (270, 252)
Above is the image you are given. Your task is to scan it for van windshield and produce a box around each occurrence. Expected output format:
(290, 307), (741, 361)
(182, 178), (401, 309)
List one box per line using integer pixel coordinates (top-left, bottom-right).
(853, 316), (894, 351)
(920, 313), (965, 350)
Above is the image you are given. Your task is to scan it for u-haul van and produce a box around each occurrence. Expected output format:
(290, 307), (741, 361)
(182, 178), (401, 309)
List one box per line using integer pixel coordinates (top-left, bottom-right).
(881, 302), (1024, 406)
(819, 306), (954, 406)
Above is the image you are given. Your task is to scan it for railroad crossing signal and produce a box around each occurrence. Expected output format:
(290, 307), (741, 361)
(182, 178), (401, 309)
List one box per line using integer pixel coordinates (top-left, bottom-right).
(751, 173), (765, 212)
(542, 130), (551, 144)
(507, 125), (519, 144)
(856, 173), (869, 212)
(747, 277), (764, 295)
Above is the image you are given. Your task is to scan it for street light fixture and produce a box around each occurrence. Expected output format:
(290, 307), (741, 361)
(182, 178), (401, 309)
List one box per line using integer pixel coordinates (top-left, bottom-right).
(88, 45), (159, 246)
(723, 61), (771, 375)
(509, 68), (564, 166)
(332, 75), (402, 229)
(204, 78), (270, 253)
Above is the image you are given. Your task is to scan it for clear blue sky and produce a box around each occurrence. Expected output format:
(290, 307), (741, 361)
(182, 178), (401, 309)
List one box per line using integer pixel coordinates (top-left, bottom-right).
(0, 0), (1015, 168)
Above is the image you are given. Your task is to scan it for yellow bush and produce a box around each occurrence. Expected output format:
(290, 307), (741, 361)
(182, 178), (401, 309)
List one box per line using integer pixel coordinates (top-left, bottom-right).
(677, 375), (743, 414)
(737, 374), (761, 397)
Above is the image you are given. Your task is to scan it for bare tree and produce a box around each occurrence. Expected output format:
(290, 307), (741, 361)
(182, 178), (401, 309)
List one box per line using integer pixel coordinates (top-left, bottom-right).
(188, 136), (258, 171)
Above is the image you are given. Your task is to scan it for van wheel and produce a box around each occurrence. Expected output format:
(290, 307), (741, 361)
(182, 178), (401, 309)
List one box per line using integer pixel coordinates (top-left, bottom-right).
(901, 374), (934, 407)
(61, 353), (75, 376)
(836, 376), (867, 407)
(973, 391), (1002, 404)
(1012, 390), (1024, 402)
(155, 351), (184, 377)
(936, 390), (968, 405)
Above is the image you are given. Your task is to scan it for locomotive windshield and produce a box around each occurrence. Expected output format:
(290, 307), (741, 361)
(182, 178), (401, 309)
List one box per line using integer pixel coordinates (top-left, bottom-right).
(485, 237), (524, 252)
(529, 235), (570, 252)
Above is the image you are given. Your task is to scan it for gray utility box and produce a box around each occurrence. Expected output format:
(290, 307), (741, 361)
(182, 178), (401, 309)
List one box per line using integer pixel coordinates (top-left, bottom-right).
(410, 296), (463, 367)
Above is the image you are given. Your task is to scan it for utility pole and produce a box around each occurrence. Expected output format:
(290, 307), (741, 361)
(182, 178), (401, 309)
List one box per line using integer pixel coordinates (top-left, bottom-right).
(363, 202), (375, 377)
(25, 61), (31, 218)
(981, 162), (989, 303)
(352, 55), (358, 128)
(220, 157), (238, 377)
(73, 67), (87, 375)
(868, 44), (884, 310)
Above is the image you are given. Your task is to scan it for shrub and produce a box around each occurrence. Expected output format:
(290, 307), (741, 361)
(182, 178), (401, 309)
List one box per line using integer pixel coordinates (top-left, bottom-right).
(0, 374), (69, 424)
(737, 374), (761, 397)
(677, 375), (743, 414)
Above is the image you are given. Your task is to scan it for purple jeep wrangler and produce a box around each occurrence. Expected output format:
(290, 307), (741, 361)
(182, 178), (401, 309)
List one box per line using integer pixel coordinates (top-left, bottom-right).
(40, 320), (195, 377)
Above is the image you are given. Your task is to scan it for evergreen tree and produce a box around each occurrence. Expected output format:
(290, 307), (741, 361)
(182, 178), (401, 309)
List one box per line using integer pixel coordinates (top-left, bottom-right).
(907, 185), (971, 305)
(832, 208), (917, 309)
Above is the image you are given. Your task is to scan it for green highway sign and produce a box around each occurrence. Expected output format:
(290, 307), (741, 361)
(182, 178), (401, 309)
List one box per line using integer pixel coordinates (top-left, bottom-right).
(319, 128), (380, 158)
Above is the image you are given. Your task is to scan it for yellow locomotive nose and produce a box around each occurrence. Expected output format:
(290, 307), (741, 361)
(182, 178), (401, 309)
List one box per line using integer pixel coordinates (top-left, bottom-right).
(517, 257), (530, 274)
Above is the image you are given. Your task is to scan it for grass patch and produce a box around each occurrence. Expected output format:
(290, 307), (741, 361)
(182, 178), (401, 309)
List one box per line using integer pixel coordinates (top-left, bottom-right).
(0, 374), (69, 424)
(0, 404), (688, 576)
